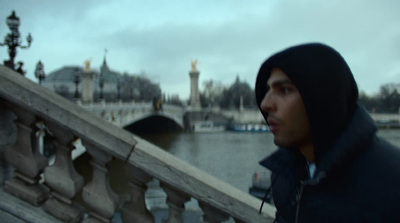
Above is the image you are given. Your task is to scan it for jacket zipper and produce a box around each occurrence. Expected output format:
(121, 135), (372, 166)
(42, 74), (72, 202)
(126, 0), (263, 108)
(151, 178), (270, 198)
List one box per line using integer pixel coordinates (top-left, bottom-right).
(295, 181), (305, 223)
(296, 162), (311, 223)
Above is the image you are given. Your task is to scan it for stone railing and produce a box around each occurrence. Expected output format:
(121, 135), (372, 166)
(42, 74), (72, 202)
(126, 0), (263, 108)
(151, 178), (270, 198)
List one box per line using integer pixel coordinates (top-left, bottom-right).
(0, 65), (275, 223)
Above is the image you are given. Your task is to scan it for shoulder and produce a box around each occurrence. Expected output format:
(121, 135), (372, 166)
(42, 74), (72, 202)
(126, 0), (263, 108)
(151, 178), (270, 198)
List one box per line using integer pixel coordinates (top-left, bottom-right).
(354, 135), (400, 189)
(362, 136), (400, 169)
(353, 137), (400, 221)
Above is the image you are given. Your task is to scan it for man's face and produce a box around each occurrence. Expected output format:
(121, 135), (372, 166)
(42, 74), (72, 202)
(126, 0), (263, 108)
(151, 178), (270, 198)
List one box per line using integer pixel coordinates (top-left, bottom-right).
(260, 67), (312, 148)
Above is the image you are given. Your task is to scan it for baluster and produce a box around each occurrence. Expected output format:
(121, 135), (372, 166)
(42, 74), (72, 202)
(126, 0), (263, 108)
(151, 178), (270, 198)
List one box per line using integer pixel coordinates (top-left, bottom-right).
(81, 140), (119, 223)
(160, 182), (191, 223)
(4, 104), (49, 206)
(121, 165), (154, 223)
(43, 122), (85, 222)
(199, 201), (230, 223)
(0, 104), (16, 186)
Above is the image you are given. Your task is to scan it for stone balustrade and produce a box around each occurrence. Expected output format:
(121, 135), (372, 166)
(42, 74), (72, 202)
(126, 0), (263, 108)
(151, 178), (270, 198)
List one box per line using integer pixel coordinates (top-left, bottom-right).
(0, 65), (275, 223)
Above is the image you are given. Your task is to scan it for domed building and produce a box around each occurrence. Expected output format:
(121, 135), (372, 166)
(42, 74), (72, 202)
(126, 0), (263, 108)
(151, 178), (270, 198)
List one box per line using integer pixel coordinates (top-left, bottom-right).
(41, 55), (162, 103)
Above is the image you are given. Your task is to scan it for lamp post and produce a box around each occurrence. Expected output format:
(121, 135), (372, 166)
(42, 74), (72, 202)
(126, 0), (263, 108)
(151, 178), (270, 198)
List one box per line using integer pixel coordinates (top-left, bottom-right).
(73, 69), (81, 99)
(99, 74), (104, 100)
(0, 10), (32, 73)
(34, 60), (45, 85)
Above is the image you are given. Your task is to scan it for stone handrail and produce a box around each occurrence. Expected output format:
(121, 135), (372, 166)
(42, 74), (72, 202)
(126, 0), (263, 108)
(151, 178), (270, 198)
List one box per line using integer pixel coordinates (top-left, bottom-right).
(0, 65), (275, 222)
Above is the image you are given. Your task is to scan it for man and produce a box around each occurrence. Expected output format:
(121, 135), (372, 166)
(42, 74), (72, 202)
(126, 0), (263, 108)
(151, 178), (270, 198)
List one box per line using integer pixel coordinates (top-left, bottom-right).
(255, 43), (400, 223)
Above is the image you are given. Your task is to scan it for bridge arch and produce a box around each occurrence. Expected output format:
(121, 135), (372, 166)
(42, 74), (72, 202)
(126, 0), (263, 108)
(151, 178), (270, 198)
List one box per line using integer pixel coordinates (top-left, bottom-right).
(123, 112), (184, 134)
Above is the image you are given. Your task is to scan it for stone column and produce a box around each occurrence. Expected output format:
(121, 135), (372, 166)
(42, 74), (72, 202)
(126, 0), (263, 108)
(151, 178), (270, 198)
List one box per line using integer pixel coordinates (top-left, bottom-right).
(81, 139), (119, 223)
(3, 104), (49, 206)
(199, 201), (230, 223)
(239, 95), (244, 112)
(189, 60), (201, 109)
(0, 102), (16, 186)
(121, 165), (154, 223)
(43, 122), (85, 222)
(160, 182), (191, 223)
(82, 60), (94, 103)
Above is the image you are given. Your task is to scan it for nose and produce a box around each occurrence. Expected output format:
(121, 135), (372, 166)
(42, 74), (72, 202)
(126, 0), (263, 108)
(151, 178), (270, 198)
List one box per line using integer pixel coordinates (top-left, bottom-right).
(260, 91), (274, 112)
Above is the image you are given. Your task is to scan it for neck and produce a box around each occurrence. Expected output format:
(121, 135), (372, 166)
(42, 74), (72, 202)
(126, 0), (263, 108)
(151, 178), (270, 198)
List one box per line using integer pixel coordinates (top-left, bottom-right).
(299, 142), (315, 163)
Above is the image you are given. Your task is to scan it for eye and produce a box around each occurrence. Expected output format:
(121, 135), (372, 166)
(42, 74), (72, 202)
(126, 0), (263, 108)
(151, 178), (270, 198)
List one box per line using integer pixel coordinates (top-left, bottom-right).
(265, 86), (270, 94)
(265, 82), (270, 91)
(280, 87), (291, 94)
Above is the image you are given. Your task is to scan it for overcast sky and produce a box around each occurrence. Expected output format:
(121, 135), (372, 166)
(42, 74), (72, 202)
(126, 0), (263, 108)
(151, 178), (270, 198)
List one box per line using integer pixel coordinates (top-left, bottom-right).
(1, 0), (400, 100)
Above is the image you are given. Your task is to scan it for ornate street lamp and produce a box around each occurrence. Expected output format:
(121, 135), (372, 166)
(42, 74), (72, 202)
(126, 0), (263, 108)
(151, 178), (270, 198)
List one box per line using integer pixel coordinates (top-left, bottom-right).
(34, 60), (45, 85)
(73, 69), (81, 99)
(99, 74), (104, 100)
(0, 10), (32, 73)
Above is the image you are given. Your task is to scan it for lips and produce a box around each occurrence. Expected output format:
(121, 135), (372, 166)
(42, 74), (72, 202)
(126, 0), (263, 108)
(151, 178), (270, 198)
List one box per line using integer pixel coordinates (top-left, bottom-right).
(267, 118), (280, 133)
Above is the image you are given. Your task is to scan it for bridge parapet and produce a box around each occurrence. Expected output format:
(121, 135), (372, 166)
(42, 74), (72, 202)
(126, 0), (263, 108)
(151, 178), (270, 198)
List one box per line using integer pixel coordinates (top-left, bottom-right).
(0, 66), (274, 222)
(79, 101), (185, 128)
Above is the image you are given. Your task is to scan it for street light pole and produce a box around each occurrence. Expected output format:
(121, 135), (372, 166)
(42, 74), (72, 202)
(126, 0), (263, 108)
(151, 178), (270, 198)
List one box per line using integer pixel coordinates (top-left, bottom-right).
(0, 10), (32, 74)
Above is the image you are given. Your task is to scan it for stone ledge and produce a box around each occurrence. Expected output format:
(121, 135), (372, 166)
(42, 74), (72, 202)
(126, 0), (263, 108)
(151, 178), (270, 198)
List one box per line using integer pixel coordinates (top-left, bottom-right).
(0, 186), (63, 223)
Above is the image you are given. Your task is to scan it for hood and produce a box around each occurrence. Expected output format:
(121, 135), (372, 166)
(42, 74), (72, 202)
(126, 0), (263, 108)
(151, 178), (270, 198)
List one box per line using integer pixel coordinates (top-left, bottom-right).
(255, 43), (359, 164)
(260, 104), (377, 178)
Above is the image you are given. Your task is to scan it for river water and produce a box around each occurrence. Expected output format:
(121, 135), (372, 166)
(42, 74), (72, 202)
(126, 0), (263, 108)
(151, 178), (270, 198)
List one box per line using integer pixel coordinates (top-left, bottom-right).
(140, 131), (275, 193)
(139, 128), (400, 194)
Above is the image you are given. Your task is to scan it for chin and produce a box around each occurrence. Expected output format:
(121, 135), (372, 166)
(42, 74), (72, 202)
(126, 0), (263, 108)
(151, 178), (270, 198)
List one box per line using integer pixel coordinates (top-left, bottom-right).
(274, 138), (298, 149)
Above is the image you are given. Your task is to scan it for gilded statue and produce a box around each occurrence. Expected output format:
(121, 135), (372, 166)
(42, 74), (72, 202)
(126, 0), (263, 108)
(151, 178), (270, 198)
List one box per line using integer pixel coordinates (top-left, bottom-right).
(84, 59), (91, 72)
(191, 60), (197, 72)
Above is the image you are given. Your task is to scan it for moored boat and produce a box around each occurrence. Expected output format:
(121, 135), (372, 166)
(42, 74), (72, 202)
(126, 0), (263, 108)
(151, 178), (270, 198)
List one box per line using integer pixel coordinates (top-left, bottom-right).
(229, 123), (270, 132)
(192, 121), (225, 133)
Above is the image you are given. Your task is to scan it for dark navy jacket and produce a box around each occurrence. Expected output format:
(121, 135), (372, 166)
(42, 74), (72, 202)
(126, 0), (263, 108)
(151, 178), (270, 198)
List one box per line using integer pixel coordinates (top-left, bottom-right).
(255, 44), (400, 223)
(260, 105), (400, 223)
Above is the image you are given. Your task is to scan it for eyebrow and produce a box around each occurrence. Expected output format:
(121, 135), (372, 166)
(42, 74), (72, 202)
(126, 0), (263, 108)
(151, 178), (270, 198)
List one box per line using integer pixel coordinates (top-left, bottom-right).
(267, 79), (293, 88)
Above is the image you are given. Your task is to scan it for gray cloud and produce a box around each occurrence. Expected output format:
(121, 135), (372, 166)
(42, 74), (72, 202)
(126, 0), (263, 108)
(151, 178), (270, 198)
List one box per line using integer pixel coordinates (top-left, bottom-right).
(1, 0), (399, 99)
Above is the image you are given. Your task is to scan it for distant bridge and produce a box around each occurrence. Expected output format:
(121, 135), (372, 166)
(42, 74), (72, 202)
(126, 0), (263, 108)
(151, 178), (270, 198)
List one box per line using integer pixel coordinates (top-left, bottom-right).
(79, 101), (186, 132)
(79, 101), (400, 133)
(78, 101), (268, 134)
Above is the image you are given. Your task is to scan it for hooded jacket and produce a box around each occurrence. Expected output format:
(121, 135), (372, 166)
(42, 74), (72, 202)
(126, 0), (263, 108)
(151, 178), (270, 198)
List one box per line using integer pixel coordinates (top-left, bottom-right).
(255, 43), (400, 223)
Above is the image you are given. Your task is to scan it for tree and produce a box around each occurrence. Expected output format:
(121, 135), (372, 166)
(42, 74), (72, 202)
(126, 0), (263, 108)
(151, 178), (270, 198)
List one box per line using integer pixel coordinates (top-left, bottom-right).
(359, 91), (380, 113)
(200, 79), (226, 108)
(167, 94), (184, 106)
(359, 84), (400, 113)
(117, 73), (162, 102)
(218, 76), (256, 109)
(379, 84), (400, 113)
